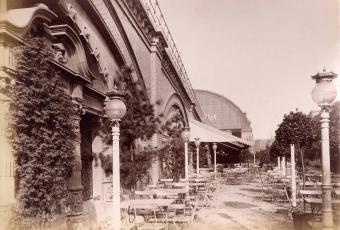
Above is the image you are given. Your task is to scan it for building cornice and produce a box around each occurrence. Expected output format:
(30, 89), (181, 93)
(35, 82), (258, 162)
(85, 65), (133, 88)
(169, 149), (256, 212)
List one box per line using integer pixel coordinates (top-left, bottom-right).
(122, 0), (167, 49)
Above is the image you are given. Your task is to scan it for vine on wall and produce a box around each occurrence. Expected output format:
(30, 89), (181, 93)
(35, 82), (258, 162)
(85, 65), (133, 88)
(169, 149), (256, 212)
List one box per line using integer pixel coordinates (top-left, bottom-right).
(6, 37), (77, 225)
(157, 113), (185, 181)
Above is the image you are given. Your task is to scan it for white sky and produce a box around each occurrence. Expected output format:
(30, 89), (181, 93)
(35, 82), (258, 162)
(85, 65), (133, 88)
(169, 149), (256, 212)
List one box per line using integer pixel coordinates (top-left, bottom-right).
(158, 0), (340, 139)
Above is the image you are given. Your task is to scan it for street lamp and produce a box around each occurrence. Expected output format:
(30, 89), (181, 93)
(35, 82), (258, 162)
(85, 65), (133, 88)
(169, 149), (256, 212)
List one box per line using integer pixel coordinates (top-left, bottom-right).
(194, 138), (200, 175)
(181, 127), (190, 181)
(212, 143), (217, 180)
(311, 69), (337, 230)
(104, 88), (126, 230)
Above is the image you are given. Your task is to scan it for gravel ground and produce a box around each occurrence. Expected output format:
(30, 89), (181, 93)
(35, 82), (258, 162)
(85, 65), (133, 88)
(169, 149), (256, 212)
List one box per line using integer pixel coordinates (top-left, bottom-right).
(185, 182), (294, 230)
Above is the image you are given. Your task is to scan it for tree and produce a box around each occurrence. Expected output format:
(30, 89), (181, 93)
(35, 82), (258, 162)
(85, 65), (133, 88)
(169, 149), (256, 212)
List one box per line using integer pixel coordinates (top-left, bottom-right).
(6, 37), (77, 226)
(310, 102), (340, 172)
(269, 140), (288, 160)
(97, 66), (160, 190)
(275, 110), (319, 187)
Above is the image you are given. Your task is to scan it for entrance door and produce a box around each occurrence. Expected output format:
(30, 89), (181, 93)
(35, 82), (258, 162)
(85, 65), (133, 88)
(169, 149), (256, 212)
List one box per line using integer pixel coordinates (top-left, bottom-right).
(80, 115), (93, 201)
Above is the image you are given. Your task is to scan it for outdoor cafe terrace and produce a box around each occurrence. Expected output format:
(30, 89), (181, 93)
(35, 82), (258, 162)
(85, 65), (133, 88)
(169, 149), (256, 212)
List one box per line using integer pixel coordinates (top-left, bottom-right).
(96, 159), (340, 230)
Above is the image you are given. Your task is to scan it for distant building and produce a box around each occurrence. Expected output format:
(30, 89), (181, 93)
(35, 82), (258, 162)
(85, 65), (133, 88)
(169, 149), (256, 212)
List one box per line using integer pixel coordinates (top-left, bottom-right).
(195, 89), (254, 142)
(253, 139), (274, 152)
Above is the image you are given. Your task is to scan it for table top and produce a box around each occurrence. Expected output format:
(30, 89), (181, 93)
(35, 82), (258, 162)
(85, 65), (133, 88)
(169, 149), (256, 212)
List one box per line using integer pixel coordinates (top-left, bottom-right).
(300, 190), (322, 195)
(121, 199), (175, 209)
(304, 198), (340, 204)
(151, 188), (187, 197)
(189, 182), (206, 187)
(159, 178), (174, 182)
(190, 178), (209, 183)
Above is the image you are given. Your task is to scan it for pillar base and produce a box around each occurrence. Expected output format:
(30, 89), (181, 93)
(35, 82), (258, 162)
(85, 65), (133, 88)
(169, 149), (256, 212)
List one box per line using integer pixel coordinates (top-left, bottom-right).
(66, 186), (84, 217)
(66, 214), (85, 230)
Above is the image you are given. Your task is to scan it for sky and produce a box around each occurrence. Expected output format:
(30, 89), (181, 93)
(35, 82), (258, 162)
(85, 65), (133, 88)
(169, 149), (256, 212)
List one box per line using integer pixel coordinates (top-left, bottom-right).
(158, 0), (340, 140)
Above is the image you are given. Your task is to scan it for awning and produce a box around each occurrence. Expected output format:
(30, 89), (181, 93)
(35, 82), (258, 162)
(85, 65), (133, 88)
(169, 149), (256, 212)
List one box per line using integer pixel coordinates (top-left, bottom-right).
(188, 118), (253, 147)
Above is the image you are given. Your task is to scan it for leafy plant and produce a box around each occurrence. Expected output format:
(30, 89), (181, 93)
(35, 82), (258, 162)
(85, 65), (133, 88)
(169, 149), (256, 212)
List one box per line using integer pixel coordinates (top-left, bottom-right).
(98, 67), (160, 189)
(6, 37), (77, 225)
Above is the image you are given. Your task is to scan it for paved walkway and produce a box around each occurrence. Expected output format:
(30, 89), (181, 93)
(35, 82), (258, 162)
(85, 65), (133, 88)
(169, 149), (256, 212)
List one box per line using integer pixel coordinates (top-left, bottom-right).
(186, 182), (294, 230)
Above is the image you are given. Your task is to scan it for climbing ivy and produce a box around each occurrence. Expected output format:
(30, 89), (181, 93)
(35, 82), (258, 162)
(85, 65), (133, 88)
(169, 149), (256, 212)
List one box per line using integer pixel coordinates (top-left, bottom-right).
(157, 113), (185, 181)
(7, 37), (77, 225)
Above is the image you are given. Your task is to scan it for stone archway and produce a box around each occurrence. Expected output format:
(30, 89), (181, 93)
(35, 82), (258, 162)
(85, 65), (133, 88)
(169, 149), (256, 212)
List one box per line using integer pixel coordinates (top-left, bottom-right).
(162, 93), (188, 127)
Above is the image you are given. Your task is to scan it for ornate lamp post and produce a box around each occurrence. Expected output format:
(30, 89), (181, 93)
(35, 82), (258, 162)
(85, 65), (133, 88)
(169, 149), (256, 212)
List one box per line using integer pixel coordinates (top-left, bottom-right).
(311, 69), (337, 230)
(212, 143), (217, 179)
(181, 127), (190, 180)
(194, 138), (200, 175)
(104, 88), (126, 230)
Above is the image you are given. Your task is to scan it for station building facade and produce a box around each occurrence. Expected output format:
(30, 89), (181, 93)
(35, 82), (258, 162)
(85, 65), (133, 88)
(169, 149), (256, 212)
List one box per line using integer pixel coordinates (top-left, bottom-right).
(0, 0), (251, 227)
(195, 89), (253, 142)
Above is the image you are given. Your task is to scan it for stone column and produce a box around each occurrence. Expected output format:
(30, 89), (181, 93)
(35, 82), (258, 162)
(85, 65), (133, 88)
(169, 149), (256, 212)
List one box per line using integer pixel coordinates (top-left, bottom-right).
(195, 138), (200, 175)
(66, 100), (84, 229)
(150, 37), (160, 184)
(189, 148), (194, 175)
(212, 143), (217, 180)
(320, 110), (333, 230)
(91, 118), (104, 203)
(282, 156), (286, 177)
(290, 144), (297, 207)
(0, 0), (6, 14)
(0, 76), (15, 230)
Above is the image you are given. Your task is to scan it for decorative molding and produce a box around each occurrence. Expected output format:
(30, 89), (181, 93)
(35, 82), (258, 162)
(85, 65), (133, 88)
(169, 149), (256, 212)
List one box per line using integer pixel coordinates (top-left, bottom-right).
(51, 43), (69, 64)
(71, 83), (83, 100)
(60, 1), (112, 84)
(0, 3), (57, 37)
(100, 66), (109, 82)
(80, 24), (90, 42)
(123, 0), (166, 47)
(66, 2), (78, 22)
(47, 24), (97, 81)
(161, 52), (191, 107)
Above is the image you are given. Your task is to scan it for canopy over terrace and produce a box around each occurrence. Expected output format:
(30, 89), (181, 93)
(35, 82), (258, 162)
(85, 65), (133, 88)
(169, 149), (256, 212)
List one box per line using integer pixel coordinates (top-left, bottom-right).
(188, 118), (252, 176)
(189, 118), (252, 147)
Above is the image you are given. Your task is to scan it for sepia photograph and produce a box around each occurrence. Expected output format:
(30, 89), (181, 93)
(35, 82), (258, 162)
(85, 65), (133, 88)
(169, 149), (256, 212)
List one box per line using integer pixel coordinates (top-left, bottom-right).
(0, 0), (339, 229)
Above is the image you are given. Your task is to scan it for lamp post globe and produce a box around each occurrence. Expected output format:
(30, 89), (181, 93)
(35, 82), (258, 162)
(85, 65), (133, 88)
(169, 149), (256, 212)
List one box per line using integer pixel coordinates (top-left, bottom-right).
(194, 138), (200, 148)
(104, 90), (126, 121)
(104, 88), (126, 230)
(181, 127), (190, 141)
(311, 76), (337, 108)
(311, 69), (337, 230)
(212, 143), (217, 151)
